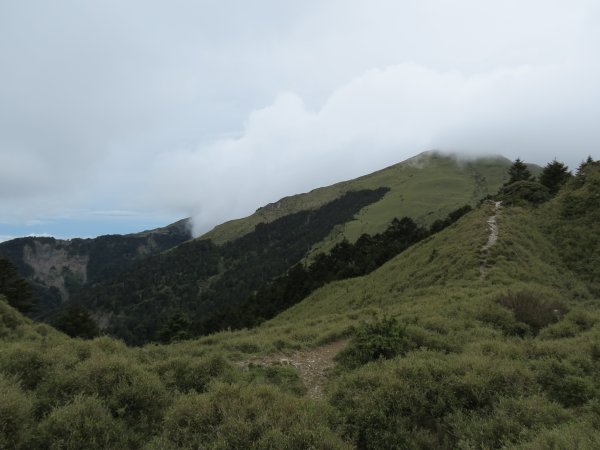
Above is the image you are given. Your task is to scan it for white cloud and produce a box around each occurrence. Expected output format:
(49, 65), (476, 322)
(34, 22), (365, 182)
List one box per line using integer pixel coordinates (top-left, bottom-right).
(152, 60), (600, 235)
(1, 0), (599, 237)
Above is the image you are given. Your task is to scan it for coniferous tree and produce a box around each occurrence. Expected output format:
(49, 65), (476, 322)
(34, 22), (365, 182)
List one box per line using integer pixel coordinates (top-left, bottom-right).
(539, 159), (571, 195)
(53, 303), (100, 339)
(0, 258), (34, 312)
(506, 158), (534, 184)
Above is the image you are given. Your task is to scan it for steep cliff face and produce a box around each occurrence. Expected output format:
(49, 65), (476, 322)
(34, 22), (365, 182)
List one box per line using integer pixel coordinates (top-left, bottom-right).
(22, 240), (89, 300)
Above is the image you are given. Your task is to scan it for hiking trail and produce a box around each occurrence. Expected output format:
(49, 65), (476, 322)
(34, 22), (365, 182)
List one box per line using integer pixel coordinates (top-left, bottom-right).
(479, 201), (502, 280)
(239, 339), (349, 399)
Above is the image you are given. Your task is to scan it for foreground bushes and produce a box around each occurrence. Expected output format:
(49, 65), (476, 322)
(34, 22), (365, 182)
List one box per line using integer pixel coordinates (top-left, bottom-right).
(335, 316), (455, 369)
(330, 352), (538, 449)
(150, 383), (349, 449)
(1, 289), (599, 449)
(32, 396), (128, 450)
(497, 291), (567, 334)
(0, 375), (32, 450)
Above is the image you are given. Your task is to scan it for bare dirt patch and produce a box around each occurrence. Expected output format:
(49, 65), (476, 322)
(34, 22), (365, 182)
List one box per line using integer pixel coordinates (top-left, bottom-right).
(241, 339), (350, 399)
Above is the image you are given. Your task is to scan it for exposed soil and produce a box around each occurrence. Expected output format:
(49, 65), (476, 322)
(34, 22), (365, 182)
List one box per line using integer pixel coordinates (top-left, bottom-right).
(479, 201), (502, 280)
(241, 339), (350, 399)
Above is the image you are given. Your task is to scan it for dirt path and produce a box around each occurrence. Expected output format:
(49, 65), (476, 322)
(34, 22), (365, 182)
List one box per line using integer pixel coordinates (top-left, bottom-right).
(479, 201), (502, 280)
(241, 339), (349, 399)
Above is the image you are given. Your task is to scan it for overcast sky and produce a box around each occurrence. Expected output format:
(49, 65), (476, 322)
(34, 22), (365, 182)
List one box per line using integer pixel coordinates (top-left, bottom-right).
(1, 0), (599, 241)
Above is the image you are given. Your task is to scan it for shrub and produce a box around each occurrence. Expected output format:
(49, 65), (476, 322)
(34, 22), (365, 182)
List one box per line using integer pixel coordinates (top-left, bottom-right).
(52, 303), (100, 339)
(330, 352), (535, 449)
(244, 364), (306, 396)
(448, 395), (571, 449)
(33, 395), (128, 450)
(477, 303), (530, 337)
(0, 375), (32, 450)
(335, 316), (412, 369)
(153, 354), (237, 393)
(533, 359), (598, 407)
(159, 383), (349, 449)
(34, 353), (170, 439)
(497, 291), (567, 334)
(499, 181), (551, 206)
(0, 298), (28, 339)
(514, 419), (600, 449)
(72, 354), (170, 432)
(0, 345), (54, 390)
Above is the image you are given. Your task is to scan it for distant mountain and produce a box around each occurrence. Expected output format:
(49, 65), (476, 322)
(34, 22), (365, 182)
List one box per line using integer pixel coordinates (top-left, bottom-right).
(66, 151), (525, 344)
(0, 218), (192, 319)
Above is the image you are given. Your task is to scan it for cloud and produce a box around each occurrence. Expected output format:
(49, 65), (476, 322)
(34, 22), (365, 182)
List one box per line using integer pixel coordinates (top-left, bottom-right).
(1, 0), (599, 238)
(152, 60), (600, 235)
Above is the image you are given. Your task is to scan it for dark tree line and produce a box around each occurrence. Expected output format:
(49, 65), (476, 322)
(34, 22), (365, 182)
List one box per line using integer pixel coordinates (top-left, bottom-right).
(0, 258), (35, 313)
(499, 157), (572, 205)
(189, 204), (473, 338)
(68, 188), (390, 344)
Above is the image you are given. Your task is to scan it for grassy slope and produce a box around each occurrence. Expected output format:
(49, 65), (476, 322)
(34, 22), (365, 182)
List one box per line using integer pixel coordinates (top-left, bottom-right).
(201, 151), (514, 251)
(198, 197), (591, 355)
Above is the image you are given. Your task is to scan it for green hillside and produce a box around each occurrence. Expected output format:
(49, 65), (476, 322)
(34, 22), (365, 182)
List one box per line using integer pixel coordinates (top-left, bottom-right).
(1, 157), (598, 449)
(1, 152), (519, 341)
(48, 152), (517, 345)
(202, 151), (518, 256)
(72, 188), (390, 344)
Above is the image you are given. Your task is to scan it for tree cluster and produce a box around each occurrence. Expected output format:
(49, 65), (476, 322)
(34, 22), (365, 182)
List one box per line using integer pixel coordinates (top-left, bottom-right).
(192, 204), (472, 337)
(0, 258), (35, 313)
(500, 157), (572, 204)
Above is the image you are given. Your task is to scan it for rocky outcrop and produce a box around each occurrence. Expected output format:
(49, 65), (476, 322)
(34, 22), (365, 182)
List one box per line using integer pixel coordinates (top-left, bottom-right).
(22, 240), (88, 301)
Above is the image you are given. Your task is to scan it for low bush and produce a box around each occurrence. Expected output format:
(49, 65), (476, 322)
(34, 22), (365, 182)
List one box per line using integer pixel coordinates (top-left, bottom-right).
(336, 316), (458, 370)
(73, 354), (170, 432)
(244, 364), (306, 396)
(499, 181), (551, 206)
(158, 382), (349, 449)
(153, 354), (238, 393)
(533, 358), (599, 407)
(477, 303), (530, 337)
(497, 291), (567, 334)
(34, 352), (171, 440)
(448, 395), (571, 449)
(335, 316), (412, 369)
(514, 419), (600, 449)
(0, 374), (33, 450)
(0, 345), (54, 390)
(32, 395), (128, 450)
(329, 352), (535, 449)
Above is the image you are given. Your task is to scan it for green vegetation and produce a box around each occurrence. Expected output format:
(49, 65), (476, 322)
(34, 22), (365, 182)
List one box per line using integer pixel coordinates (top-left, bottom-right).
(1, 155), (598, 449)
(0, 219), (192, 319)
(52, 303), (100, 339)
(498, 180), (551, 206)
(202, 152), (516, 248)
(539, 159), (572, 195)
(73, 188), (389, 344)
(195, 205), (470, 336)
(0, 258), (34, 313)
(506, 157), (534, 184)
